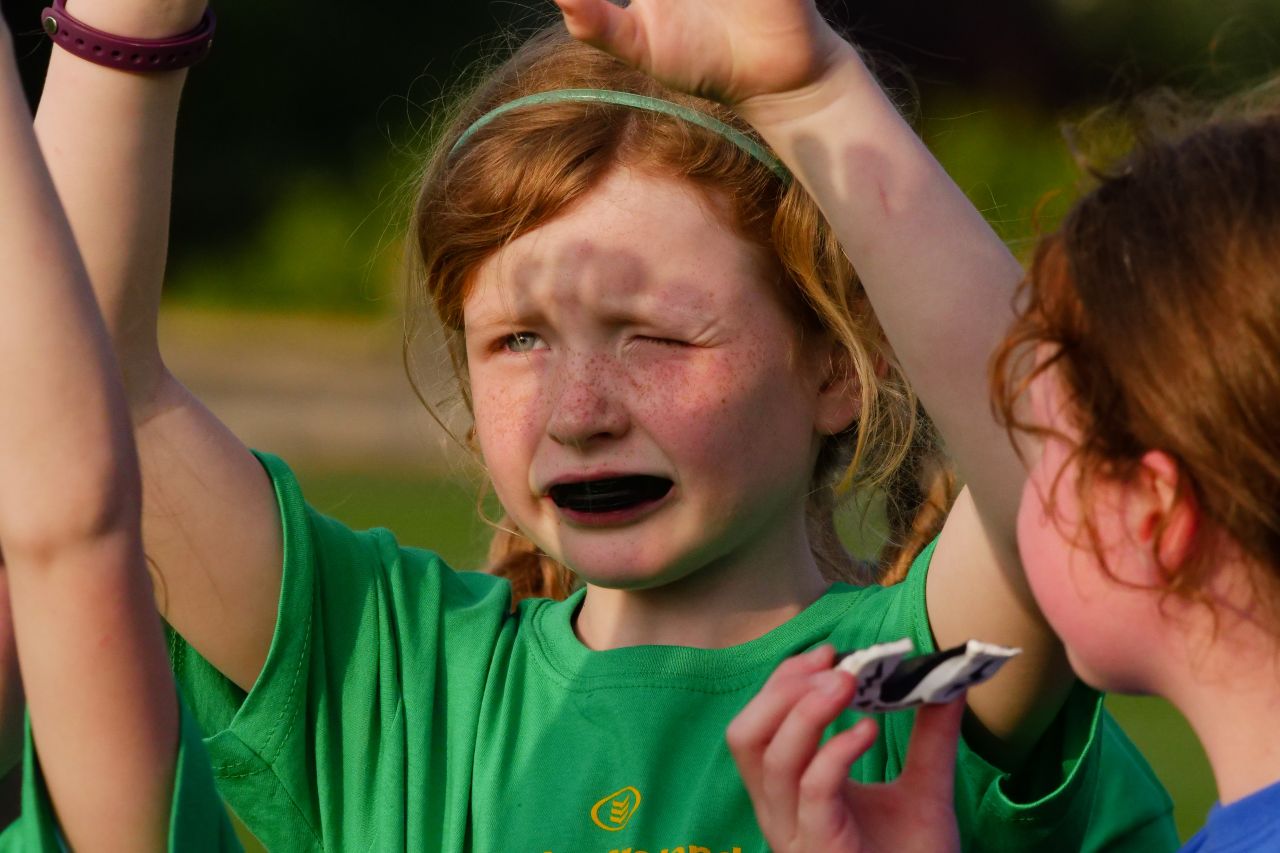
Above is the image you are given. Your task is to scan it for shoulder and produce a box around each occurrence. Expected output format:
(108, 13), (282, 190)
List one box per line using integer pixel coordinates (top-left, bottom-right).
(826, 543), (936, 652)
(253, 450), (506, 586)
(1193, 777), (1280, 852)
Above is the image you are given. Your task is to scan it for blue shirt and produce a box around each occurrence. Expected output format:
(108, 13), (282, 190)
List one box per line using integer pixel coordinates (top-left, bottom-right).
(1181, 779), (1280, 852)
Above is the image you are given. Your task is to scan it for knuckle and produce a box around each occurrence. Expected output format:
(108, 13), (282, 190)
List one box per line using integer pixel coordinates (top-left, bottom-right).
(797, 765), (829, 800)
(796, 689), (839, 723)
(760, 741), (797, 778)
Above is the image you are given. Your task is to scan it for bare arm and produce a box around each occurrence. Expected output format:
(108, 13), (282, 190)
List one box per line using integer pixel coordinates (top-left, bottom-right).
(33, 0), (281, 691)
(738, 52), (1072, 766)
(0, 23), (178, 846)
(554, 0), (1070, 766)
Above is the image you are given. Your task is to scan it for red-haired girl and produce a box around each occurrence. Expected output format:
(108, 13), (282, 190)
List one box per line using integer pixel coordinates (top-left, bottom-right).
(9, 0), (1178, 848)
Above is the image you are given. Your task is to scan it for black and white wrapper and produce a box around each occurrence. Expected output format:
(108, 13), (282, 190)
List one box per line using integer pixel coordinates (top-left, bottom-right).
(836, 638), (1021, 713)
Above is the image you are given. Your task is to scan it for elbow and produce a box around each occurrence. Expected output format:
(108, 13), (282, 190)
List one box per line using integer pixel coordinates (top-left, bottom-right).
(0, 453), (141, 573)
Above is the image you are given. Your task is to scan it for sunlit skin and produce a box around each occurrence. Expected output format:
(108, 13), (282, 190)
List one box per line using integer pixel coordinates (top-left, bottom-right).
(1015, 368), (1170, 694)
(464, 167), (857, 649)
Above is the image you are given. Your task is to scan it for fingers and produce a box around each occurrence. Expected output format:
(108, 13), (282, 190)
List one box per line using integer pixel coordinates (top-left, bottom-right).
(759, 668), (855, 824)
(729, 646), (864, 847)
(795, 716), (878, 837)
(901, 695), (966, 799)
(727, 646), (835, 796)
(552, 0), (648, 68)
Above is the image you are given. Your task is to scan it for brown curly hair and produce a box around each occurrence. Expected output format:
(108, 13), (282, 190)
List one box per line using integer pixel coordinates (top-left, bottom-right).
(991, 82), (1280, 612)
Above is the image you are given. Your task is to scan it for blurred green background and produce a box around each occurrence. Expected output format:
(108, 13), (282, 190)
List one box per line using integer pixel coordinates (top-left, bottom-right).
(5, 0), (1279, 313)
(7, 0), (1271, 845)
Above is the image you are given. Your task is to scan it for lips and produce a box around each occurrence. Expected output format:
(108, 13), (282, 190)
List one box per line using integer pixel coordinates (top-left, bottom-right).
(547, 475), (674, 513)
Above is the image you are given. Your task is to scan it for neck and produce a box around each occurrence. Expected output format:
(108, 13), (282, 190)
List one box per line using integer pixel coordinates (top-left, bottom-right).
(1165, 609), (1280, 804)
(573, 512), (830, 650)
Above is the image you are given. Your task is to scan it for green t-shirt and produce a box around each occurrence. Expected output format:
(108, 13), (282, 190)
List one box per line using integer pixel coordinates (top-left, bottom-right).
(170, 452), (1176, 852)
(0, 701), (240, 851)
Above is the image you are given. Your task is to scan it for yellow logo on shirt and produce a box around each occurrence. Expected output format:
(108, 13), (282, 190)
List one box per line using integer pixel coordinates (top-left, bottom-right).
(591, 786), (642, 831)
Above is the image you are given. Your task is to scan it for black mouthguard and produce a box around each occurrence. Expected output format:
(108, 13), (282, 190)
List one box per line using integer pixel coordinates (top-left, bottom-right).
(548, 476), (673, 512)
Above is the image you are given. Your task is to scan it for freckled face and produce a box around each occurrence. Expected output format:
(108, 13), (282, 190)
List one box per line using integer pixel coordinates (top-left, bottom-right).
(463, 168), (832, 589)
(1017, 369), (1160, 692)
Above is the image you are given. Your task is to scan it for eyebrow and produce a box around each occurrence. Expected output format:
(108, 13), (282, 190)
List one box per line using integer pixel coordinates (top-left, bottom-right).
(462, 308), (545, 336)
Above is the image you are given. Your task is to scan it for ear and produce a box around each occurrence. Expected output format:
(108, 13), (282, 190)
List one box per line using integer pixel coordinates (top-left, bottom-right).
(1128, 450), (1199, 582)
(813, 342), (861, 436)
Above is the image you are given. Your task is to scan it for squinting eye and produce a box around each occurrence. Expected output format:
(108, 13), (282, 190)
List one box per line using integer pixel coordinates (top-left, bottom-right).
(503, 331), (545, 353)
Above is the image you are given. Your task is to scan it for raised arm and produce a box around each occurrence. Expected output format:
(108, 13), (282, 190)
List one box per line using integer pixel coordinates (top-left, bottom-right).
(32, 0), (282, 690)
(554, 0), (1070, 765)
(0, 21), (178, 845)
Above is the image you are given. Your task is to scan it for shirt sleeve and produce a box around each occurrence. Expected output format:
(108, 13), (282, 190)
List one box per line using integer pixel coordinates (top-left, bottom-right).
(167, 451), (513, 852)
(0, 699), (240, 852)
(875, 539), (1180, 852)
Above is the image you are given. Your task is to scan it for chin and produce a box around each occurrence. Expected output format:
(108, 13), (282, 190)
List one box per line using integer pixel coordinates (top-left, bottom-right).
(553, 540), (702, 593)
(562, 556), (689, 592)
(1065, 647), (1150, 695)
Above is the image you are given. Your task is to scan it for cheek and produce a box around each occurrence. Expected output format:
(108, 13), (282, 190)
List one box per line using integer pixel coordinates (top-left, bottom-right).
(635, 346), (813, 474)
(1017, 475), (1062, 607)
(470, 369), (541, 479)
(1017, 444), (1089, 630)
(1017, 451), (1147, 690)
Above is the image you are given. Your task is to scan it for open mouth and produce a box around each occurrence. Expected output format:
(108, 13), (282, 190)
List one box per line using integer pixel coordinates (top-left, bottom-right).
(547, 475), (674, 513)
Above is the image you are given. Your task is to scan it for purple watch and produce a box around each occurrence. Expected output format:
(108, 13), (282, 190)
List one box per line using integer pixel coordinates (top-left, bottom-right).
(41, 0), (216, 72)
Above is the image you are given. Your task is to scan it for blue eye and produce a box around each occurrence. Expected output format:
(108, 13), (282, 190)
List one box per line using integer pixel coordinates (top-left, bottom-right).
(504, 332), (545, 353)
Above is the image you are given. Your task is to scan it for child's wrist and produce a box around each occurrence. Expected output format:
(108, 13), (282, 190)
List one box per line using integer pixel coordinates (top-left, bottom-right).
(735, 43), (877, 135)
(62, 0), (205, 41)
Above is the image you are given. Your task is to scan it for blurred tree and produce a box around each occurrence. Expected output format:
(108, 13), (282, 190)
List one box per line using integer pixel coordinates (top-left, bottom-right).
(1, 0), (523, 281)
(2, 0), (1276, 305)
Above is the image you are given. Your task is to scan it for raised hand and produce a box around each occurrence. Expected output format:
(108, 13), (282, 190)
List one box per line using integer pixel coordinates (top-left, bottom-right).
(727, 646), (963, 853)
(552, 0), (848, 105)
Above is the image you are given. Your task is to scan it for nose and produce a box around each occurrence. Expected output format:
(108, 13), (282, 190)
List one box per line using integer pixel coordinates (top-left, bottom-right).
(546, 353), (630, 449)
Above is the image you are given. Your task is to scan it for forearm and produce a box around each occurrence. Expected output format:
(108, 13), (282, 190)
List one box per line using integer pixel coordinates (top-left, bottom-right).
(743, 56), (1079, 752)
(738, 48), (1027, 538)
(33, 0), (201, 402)
(0, 28), (178, 848)
(6, 535), (178, 852)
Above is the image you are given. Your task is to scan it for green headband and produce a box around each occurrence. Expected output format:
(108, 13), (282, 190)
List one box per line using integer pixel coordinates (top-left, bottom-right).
(449, 88), (790, 182)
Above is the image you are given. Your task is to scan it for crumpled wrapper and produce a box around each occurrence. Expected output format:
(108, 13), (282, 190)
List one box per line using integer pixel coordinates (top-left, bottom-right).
(836, 638), (1020, 712)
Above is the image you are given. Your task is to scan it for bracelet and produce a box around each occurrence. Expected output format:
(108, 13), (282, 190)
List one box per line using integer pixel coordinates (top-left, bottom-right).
(41, 0), (216, 72)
